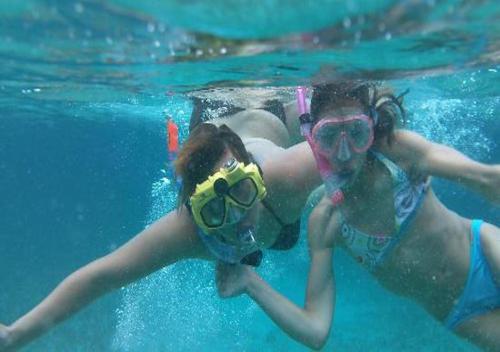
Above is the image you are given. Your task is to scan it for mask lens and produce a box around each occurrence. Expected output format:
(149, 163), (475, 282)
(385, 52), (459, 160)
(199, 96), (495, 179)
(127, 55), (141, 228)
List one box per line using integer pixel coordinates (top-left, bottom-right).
(346, 119), (371, 150)
(228, 178), (258, 207)
(313, 124), (343, 154)
(200, 196), (226, 228)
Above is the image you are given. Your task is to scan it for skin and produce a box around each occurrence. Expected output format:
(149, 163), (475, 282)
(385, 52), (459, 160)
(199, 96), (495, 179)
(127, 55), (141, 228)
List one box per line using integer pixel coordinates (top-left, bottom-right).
(0, 98), (320, 351)
(216, 102), (500, 351)
(187, 86), (305, 147)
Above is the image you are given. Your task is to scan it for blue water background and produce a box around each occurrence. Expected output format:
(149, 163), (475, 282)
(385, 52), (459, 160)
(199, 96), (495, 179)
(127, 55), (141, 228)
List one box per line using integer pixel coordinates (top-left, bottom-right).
(1, 1), (499, 351)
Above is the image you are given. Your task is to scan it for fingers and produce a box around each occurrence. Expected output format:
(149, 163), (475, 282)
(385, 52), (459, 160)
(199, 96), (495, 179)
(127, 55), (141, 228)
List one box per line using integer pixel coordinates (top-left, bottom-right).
(214, 262), (250, 298)
(215, 261), (225, 294)
(0, 324), (12, 350)
(216, 261), (231, 282)
(215, 261), (233, 298)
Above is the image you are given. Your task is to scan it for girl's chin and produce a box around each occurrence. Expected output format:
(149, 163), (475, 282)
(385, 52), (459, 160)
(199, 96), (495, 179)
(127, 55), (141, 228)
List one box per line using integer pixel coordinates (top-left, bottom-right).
(340, 170), (362, 188)
(338, 169), (354, 178)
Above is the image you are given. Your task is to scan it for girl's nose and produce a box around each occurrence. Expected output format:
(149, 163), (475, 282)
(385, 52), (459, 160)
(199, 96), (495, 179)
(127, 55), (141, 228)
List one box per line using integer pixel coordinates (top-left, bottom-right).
(226, 205), (245, 224)
(337, 135), (352, 162)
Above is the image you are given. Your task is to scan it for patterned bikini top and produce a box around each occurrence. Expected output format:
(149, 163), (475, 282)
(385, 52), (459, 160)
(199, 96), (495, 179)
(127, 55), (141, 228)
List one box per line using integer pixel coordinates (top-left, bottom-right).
(339, 151), (429, 271)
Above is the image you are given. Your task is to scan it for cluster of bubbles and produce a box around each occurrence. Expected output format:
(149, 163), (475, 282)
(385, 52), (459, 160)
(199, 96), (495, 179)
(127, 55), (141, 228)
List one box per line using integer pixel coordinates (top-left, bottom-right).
(407, 92), (494, 159)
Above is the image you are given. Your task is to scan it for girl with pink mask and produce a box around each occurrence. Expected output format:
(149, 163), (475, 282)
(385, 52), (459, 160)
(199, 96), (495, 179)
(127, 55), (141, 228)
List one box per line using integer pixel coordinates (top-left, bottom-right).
(217, 81), (500, 351)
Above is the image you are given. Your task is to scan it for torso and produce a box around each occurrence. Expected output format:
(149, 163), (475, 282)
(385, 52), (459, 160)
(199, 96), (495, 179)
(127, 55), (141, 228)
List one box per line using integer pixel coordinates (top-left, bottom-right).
(332, 149), (472, 322)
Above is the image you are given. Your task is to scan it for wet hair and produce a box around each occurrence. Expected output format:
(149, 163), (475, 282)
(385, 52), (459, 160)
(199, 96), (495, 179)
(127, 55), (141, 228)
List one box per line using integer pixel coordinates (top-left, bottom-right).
(174, 123), (250, 208)
(310, 81), (406, 144)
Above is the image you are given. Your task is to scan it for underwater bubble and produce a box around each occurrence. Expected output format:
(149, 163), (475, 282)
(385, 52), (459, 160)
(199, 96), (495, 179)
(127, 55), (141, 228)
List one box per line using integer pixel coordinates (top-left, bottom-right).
(74, 3), (84, 14)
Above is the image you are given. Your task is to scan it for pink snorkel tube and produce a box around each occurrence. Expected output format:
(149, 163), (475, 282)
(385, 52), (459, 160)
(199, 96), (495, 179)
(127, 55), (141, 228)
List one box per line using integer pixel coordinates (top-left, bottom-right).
(296, 86), (344, 205)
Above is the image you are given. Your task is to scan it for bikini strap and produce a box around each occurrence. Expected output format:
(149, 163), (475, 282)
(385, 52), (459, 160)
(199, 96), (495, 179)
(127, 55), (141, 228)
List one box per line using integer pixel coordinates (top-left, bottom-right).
(370, 150), (407, 185)
(261, 199), (285, 227)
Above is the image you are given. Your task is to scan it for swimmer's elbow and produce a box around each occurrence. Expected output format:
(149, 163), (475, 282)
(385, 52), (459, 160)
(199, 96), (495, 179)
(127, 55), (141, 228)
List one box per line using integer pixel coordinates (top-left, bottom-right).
(303, 320), (330, 350)
(307, 329), (329, 350)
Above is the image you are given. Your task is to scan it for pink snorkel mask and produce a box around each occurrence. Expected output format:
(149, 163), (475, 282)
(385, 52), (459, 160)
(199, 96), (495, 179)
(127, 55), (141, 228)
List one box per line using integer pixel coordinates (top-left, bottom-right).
(297, 86), (344, 205)
(297, 86), (375, 205)
(311, 115), (374, 162)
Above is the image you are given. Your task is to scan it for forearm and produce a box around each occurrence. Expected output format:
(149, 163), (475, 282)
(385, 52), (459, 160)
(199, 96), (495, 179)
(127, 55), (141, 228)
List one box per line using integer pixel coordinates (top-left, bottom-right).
(429, 147), (499, 197)
(7, 261), (115, 350)
(246, 271), (331, 350)
(3, 211), (196, 351)
(392, 131), (500, 202)
(446, 153), (494, 192)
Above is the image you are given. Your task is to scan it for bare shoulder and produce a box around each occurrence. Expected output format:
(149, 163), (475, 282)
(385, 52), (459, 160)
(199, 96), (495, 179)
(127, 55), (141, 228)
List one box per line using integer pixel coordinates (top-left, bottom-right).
(376, 129), (430, 166)
(260, 141), (318, 188)
(244, 137), (286, 164)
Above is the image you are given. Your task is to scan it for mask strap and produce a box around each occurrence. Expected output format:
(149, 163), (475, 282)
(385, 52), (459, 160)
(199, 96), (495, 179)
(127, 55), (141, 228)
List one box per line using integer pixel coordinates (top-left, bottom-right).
(396, 88), (410, 101)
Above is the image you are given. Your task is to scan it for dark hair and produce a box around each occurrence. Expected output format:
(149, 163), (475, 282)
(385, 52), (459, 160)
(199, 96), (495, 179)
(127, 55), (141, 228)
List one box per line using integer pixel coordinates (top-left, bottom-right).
(310, 81), (406, 144)
(174, 123), (250, 208)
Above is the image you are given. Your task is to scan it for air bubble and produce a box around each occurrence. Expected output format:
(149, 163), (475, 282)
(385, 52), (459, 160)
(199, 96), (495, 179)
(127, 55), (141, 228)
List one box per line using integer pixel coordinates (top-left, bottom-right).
(74, 3), (84, 14)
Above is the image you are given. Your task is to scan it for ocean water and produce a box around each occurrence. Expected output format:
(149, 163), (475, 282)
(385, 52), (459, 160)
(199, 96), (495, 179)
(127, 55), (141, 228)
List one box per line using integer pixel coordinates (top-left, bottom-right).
(0, 1), (499, 351)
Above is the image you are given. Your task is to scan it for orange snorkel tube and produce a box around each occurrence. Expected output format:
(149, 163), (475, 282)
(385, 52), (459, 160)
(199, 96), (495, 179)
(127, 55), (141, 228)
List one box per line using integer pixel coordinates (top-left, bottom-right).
(165, 115), (181, 189)
(166, 116), (179, 160)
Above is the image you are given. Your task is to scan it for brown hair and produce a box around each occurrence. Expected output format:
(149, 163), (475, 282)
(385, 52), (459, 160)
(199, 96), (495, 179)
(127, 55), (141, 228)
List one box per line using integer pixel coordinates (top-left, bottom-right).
(174, 123), (250, 208)
(310, 81), (406, 144)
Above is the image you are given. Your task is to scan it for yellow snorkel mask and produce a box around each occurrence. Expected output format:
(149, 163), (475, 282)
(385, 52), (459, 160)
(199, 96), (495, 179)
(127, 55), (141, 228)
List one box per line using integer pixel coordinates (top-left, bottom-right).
(189, 158), (267, 234)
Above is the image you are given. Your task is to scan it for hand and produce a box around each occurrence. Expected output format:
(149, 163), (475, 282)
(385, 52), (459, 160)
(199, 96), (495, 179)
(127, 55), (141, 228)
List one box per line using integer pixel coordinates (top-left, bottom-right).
(216, 262), (253, 298)
(0, 324), (12, 351)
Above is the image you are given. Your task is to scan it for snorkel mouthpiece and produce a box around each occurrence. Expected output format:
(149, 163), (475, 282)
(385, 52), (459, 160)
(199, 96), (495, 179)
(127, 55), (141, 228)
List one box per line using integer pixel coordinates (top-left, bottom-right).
(331, 189), (344, 204)
(237, 225), (256, 245)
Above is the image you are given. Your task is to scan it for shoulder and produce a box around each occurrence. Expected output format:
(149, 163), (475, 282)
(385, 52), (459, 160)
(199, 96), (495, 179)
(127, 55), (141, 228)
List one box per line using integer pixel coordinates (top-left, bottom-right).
(244, 137), (285, 165)
(152, 207), (202, 247)
(260, 141), (318, 187)
(376, 129), (430, 166)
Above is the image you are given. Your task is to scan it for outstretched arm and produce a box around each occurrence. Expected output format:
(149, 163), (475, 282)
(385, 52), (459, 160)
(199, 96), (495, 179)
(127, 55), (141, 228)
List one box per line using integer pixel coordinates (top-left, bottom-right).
(389, 130), (500, 204)
(217, 198), (337, 350)
(248, 249), (334, 350)
(0, 209), (203, 351)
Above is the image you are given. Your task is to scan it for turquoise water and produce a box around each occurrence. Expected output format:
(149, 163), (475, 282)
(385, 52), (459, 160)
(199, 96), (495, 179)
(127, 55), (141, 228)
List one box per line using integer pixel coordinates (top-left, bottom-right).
(0, 1), (499, 351)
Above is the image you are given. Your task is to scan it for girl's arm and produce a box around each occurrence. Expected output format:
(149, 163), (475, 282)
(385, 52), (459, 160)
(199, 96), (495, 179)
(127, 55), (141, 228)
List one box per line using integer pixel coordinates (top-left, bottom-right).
(390, 130), (500, 204)
(0, 209), (203, 351)
(217, 198), (338, 350)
